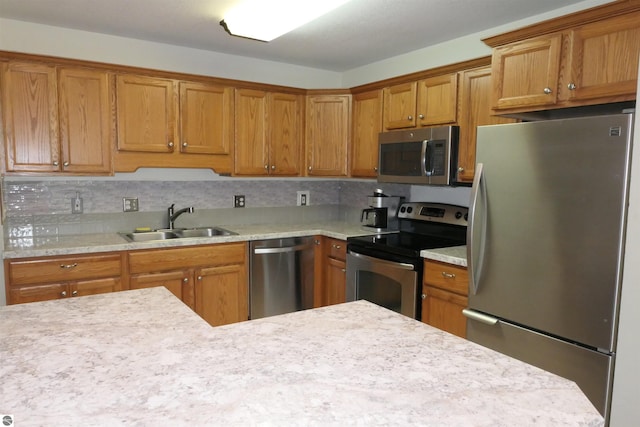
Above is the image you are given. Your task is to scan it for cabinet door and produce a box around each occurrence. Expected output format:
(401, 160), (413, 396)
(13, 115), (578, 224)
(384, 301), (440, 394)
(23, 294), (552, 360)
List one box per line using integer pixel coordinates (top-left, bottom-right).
(383, 82), (417, 129)
(268, 92), (302, 176)
(180, 81), (233, 155)
(72, 277), (121, 297)
(351, 90), (382, 177)
(8, 283), (67, 304)
(2, 61), (59, 172)
(564, 12), (640, 102)
(457, 67), (516, 182)
(417, 74), (457, 126)
(306, 95), (350, 176)
(116, 74), (175, 153)
(130, 270), (194, 309)
(234, 89), (268, 175)
(491, 33), (562, 110)
(422, 285), (468, 338)
(325, 257), (346, 306)
(58, 67), (112, 174)
(195, 264), (248, 327)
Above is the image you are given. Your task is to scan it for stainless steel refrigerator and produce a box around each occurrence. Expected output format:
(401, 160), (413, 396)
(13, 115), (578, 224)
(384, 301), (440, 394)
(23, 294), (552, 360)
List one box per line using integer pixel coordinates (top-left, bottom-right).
(464, 112), (634, 421)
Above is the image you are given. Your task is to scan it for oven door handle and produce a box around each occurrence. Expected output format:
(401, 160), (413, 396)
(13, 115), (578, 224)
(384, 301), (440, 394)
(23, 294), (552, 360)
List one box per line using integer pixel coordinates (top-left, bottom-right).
(348, 251), (416, 270)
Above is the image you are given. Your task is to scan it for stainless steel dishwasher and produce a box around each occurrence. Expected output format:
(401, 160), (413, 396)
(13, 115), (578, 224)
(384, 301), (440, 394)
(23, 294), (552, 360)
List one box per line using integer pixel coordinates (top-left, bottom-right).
(249, 236), (315, 319)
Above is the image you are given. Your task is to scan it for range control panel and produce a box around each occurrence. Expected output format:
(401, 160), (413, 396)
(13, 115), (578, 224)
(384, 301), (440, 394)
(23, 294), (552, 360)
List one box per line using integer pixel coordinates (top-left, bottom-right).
(397, 202), (468, 226)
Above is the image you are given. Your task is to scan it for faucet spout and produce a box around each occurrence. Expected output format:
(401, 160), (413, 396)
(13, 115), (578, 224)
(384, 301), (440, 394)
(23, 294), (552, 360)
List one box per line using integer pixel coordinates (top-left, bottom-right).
(168, 204), (194, 229)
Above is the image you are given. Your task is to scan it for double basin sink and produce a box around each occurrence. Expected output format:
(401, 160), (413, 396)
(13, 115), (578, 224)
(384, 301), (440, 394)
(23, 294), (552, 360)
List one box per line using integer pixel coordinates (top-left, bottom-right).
(121, 226), (237, 243)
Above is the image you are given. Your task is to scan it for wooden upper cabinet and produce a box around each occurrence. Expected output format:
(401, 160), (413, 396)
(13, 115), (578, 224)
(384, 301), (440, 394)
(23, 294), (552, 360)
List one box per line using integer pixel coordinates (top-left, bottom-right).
(180, 81), (233, 155)
(58, 67), (112, 174)
(351, 89), (383, 177)
(268, 92), (302, 176)
(116, 74), (175, 153)
(114, 74), (233, 173)
(306, 94), (350, 177)
(490, 33), (562, 110)
(1, 61), (112, 174)
(233, 90), (301, 176)
(417, 74), (458, 126)
(2, 61), (59, 173)
(383, 73), (458, 130)
(383, 82), (417, 129)
(564, 12), (640, 102)
(234, 88), (268, 175)
(486, 2), (640, 114)
(457, 66), (515, 183)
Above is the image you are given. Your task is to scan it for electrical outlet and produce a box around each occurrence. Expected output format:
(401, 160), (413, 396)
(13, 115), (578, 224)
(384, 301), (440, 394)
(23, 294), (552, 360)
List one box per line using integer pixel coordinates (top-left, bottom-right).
(123, 197), (139, 212)
(234, 195), (245, 208)
(71, 192), (83, 214)
(297, 191), (310, 206)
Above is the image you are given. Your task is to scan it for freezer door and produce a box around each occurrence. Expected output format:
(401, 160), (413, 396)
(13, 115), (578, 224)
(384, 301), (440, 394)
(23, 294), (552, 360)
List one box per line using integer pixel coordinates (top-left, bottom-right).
(469, 114), (633, 351)
(466, 314), (613, 418)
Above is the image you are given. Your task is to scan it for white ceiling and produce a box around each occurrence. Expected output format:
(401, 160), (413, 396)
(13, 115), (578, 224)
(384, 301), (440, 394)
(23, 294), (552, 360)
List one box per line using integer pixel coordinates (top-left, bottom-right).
(0, 0), (596, 72)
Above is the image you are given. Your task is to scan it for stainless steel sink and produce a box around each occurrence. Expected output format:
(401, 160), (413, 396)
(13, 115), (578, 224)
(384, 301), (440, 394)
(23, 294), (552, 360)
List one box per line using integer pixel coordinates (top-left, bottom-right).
(121, 226), (236, 242)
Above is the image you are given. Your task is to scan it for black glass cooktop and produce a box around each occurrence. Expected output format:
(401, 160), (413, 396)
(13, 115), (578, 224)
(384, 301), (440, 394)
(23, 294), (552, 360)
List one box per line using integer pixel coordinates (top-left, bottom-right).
(348, 231), (464, 259)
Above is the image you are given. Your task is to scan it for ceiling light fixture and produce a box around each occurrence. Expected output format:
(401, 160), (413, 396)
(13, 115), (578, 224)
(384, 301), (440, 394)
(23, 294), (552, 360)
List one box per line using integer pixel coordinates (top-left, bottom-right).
(220, 0), (351, 42)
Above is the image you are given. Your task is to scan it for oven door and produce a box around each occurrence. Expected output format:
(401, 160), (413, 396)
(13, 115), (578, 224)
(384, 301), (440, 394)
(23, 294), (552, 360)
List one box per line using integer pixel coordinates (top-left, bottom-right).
(346, 249), (419, 319)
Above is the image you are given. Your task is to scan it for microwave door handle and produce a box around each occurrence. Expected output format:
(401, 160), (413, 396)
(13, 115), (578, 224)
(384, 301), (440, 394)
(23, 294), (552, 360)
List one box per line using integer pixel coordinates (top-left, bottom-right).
(422, 140), (432, 176)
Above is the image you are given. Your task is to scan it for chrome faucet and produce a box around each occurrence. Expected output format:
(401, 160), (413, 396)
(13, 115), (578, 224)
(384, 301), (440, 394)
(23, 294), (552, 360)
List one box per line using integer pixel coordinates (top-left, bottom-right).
(167, 204), (194, 229)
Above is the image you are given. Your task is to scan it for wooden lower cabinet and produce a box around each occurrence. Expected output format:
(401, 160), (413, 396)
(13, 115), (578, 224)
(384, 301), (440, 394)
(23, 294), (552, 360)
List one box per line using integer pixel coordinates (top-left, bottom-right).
(4, 253), (123, 304)
(421, 260), (469, 338)
(127, 242), (248, 327)
(314, 236), (347, 307)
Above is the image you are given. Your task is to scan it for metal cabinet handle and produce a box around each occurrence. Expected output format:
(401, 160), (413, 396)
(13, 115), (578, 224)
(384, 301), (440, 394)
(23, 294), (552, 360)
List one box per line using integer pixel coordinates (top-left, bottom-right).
(341, 268), (346, 273)
(197, 276), (202, 280)
(271, 165), (275, 170)
(308, 166), (312, 171)
(314, 240), (321, 245)
(543, 87), (552, 94)
(182, 142), (188, 148)
(60, 263), (78, 269)
(183, 278), (188, 283)
(407, 115), (413, 121)
(418, 114), (424, 119)
(168, 142), (174, 149)
(72, 290), (78, 297)
(441, 271), (456, 279)
(63, 161), (69, 167)
(332, 244), (341, 249)
(264, 165), (269, 169)
(60, 290), (67, 297)
(53, 161), (59, 166)
(374, 167), (378, 172)
(421, 293), (426, 299)
(458, 166), (464, 173)
(567, 83), (576, 90)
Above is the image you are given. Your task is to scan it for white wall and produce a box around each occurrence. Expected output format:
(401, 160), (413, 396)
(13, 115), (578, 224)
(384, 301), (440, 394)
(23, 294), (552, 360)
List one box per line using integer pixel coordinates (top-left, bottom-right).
(609, 63), (640, 427)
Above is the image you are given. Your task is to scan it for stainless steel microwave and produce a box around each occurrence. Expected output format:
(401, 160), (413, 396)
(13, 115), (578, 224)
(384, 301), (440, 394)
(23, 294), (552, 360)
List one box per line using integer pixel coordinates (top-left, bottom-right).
(377, 126), (463, 186)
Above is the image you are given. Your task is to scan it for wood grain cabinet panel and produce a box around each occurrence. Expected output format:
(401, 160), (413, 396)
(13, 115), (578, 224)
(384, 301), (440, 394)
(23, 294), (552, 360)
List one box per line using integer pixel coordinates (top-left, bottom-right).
(350, 89), (383, 178)
(234, 89), (302, 176)
(422, 260), (469, 338)
(1, 62), (112, 174)
(486, 2), (640, 114)
(5, 253), (123, 304)
(306, 94), (350, 176)
(127, 243), (248, 326)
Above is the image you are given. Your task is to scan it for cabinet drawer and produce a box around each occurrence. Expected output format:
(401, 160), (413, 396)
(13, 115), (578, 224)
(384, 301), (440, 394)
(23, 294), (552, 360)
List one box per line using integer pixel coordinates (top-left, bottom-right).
(423, 260), (468, 296)
(326, 238), (346, 261)
(128, 242), (246, 274)
(7, 253), (122, 286)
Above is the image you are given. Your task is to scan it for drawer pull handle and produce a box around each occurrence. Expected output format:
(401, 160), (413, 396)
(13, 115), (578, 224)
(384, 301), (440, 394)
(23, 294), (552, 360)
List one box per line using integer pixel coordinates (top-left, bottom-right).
(60, 291), (67, 297)
(72, 290), (78, 297)
(333, 244), (341, 249)
(441, 271), (456, 279)
(60, 263), (78, 269)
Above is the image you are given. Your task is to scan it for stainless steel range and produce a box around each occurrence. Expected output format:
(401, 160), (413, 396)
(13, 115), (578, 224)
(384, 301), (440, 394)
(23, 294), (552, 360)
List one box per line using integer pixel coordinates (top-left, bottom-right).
(346, 202), (468, 320)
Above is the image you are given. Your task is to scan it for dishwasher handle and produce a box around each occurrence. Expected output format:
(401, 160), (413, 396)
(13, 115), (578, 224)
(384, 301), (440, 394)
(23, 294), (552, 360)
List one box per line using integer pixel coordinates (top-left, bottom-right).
(253, 243), (313, 255)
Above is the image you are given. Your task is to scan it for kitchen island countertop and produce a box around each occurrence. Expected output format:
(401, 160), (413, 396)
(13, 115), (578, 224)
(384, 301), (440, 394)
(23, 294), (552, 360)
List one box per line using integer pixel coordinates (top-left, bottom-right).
(0, 287), (602, 426)
(421, 245), (467, 266)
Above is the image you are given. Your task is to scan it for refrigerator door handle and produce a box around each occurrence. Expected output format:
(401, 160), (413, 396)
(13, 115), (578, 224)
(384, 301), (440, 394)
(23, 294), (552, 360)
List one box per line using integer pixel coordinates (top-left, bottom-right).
(467, 163), (488, 295)
(462, 308), (498, 326)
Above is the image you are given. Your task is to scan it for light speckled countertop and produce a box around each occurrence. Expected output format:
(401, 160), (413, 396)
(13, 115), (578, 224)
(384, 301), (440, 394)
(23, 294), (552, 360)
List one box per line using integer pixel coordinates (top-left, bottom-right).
(0, 287), (602, 426)
(421, 245), (467, 266)
(2, 221), (374, 259)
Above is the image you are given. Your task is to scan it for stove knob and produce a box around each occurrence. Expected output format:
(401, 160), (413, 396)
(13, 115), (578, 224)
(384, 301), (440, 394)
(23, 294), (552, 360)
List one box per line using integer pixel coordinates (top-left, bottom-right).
(464, 213), (468, 221)
(400, 206), (406, 213)
(407, 207), (413, 214)
(455, 211), (463, 219)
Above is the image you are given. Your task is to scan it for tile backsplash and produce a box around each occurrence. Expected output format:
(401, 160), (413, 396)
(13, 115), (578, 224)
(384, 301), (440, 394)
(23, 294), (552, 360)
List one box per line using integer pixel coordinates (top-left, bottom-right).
(2, 179), (410, 237)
